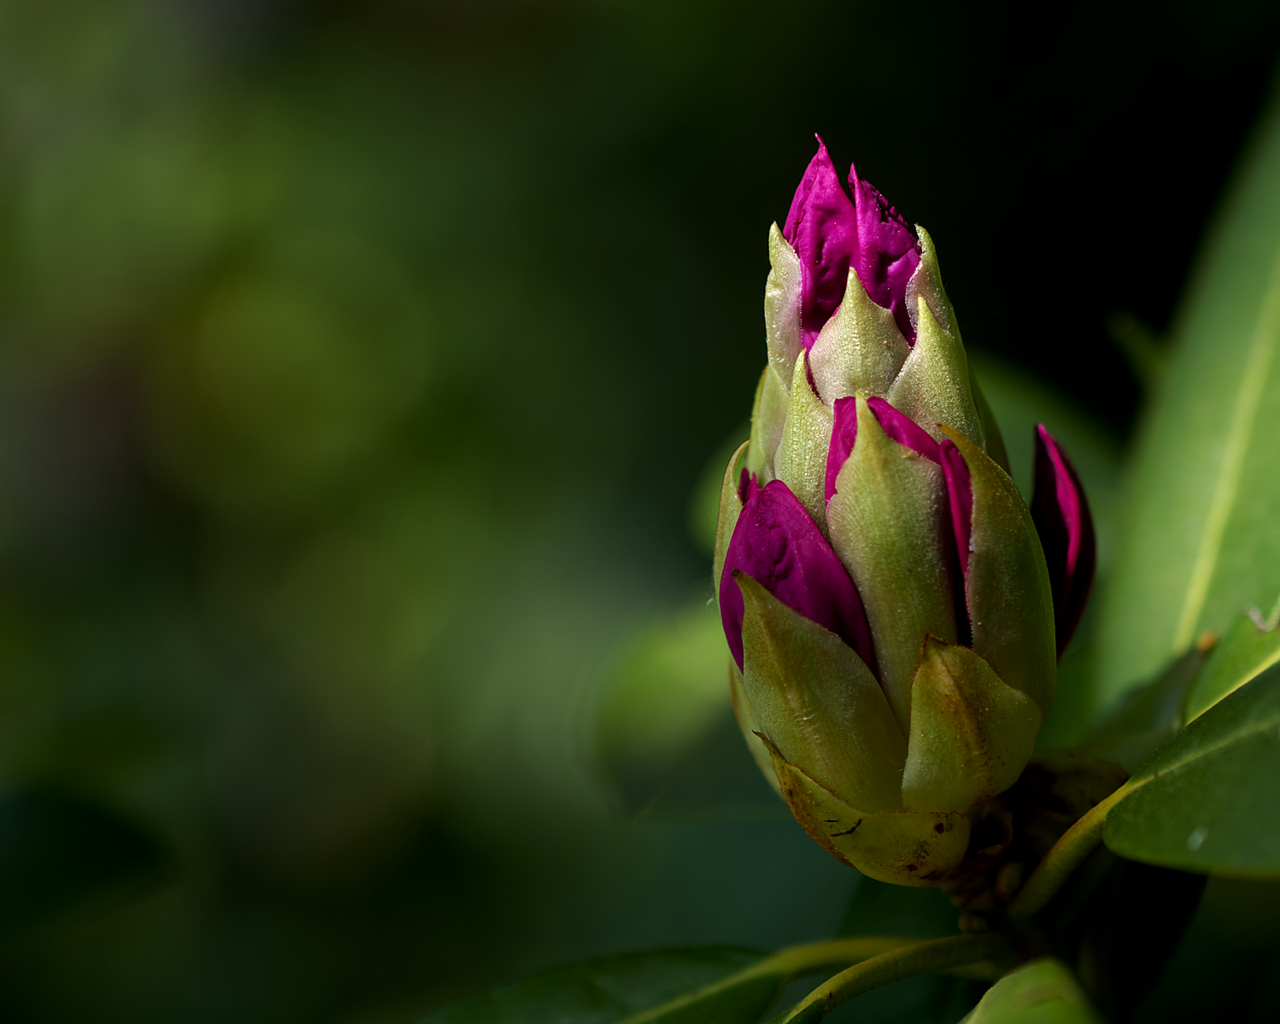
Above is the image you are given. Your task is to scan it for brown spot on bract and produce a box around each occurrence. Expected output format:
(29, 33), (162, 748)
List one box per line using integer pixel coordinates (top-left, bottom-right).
(934, 822), (945, 833)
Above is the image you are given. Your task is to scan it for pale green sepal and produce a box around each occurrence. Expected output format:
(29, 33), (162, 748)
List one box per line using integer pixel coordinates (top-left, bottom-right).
(762, 736), (970, 885)
(943, 428), (1057, 716)
(906, 225), (960, 340)
(959, 958), (1103, 1024)
(1184, 607), (1280, 721)
(888, 298), (984, 447)
(970, 370), (1010, 474)
(713, 439), (751, 601)
(746, 364), (788, 482)
(902, 638), (1042, 813)
(773, 351), (834, 533)
(728, 655), (783, 798)
(737, 573), (906, 813)
(827, 396), (956, 732)
(764, 223), (803, 388)
(809, 268), (911, 404)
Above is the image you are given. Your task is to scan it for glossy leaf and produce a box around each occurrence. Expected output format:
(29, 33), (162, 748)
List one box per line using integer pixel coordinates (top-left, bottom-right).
(420, 947), (784, 1024)
(1104, 662), (1280, 876)
(1096, 86), (1280, 706)
(1183, 610), (1280, 721)
(957, 959), (1101, 1024)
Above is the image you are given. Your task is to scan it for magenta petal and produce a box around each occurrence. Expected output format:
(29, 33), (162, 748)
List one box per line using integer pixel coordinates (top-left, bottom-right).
(867, 397), (940, 462)
(720, 478), (876, 675)
(848, 166), (921, 344)
(939, 440), (973, 577)
(1031, 425), (1097, 657)
(783, 137), (859, 351)
(825, 396), (859, 503)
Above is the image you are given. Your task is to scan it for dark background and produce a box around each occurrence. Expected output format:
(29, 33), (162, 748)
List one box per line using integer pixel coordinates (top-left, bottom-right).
(0, 1), (1277, 1021)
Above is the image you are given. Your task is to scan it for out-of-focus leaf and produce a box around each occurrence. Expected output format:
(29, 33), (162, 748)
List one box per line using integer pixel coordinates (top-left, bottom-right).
(1097, 85), (1280, 707)
(827, 877), (983, 1024)
(597, 599), (780, 816)
(837, 874), (959, 940)
(1104, 662), (1280, 876)
(957, 959), (1101, 1024)
(419, 947), (786, 1024)
(0, 790), (160, 942)
(1076, 645), (1209, 774)
(1058, 857), (1206, 1023)
(1184, 610), (1280, 721)
(690, 431), (750, 557)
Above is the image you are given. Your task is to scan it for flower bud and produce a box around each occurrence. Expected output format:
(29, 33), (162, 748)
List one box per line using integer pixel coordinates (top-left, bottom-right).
(714, 141), (1093, 886)
(1030, 424), (1097, 655)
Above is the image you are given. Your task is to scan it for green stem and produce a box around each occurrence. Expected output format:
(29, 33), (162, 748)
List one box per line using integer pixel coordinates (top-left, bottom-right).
(771, 934), (1015, 1024)
(1007, 779), (1145, 919)
(615, 936), (923, 1024)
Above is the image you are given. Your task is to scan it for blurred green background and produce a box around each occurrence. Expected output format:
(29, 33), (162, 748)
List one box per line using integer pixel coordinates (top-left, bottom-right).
(0, 1), (1278, 1021)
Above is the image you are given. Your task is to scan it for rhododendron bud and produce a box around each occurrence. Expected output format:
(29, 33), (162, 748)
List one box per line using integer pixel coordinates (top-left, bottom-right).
(714, 140), (1094, 887)
(1031, 425), (1097, 656)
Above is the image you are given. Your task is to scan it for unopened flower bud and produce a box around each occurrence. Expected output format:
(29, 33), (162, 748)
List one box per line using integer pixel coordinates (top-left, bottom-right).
(1030, 425), (1097, 655)
(714, 140), (1095, 886)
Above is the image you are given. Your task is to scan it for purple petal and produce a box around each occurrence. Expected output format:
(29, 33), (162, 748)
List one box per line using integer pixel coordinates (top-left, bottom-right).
(1031, 425), (1097, 657)
(867, 396), (940, 462)
(783, 137), (859, 351)
(939, 440), (973, 577)
(826, 397), (941, 505)
(825, 396), (858, 503)
(848, 165), (921, 344)
(721, 478), (876, 674)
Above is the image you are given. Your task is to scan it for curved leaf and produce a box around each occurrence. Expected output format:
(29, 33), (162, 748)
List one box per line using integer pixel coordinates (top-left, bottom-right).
(1103, 661), (1280, 876)
(1097, 85), (1280, 705)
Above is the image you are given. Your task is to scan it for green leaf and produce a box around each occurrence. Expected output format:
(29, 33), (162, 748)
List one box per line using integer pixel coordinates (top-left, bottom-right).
(1077, 644), (1209, 774)
(1103, 661), (1280, 876)
(957, 959), (1101, 1024)
(420, 947), (785, 1024)
(1096, 85), (1280, 707)
(837, 874), (960, 940)
(1183, 609), (1280, 722)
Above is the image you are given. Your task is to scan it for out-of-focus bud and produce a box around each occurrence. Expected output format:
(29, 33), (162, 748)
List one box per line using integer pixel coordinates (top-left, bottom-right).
(1031, 425), (1097, 655)
(714, 140), (1094, 886)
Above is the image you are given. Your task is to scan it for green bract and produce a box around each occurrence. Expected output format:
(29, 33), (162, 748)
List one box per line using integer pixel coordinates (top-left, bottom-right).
(715, 205), (1060, 886)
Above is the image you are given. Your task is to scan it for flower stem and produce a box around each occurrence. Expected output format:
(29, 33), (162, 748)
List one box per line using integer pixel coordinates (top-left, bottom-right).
(769, 934), (1015, 1023)
(614, 936), (917, 1024)
(1007, 779), (1143, 919)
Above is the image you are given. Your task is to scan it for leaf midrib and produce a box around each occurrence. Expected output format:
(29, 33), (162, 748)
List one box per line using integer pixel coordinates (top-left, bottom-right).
(1173, 239), (1280, 651)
